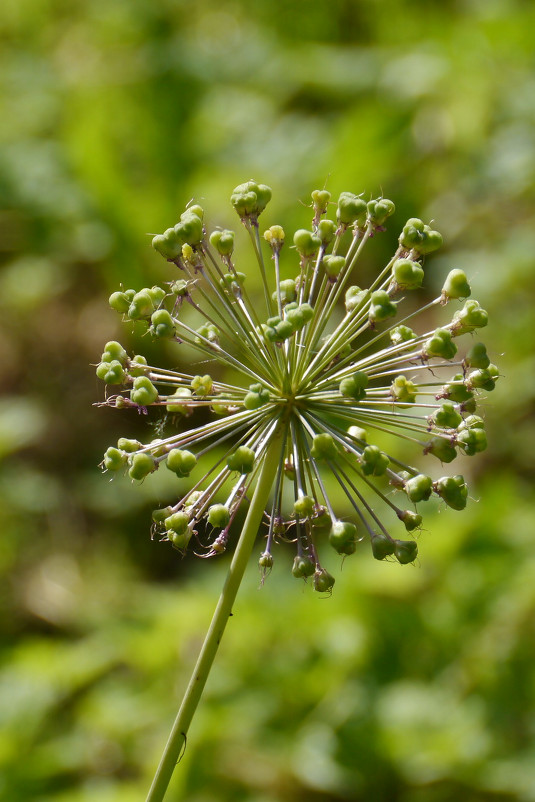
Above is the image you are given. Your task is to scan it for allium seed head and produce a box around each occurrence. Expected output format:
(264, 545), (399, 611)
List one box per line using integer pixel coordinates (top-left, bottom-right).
(97, 182), (497, 588)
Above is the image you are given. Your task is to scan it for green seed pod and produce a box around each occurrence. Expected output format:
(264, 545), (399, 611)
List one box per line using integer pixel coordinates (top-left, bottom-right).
(227, 446), (255, 474)
(390, 375), (418, 405)
(259, 551), (274, 569)
(311, 433), (338, 461)
(176, 212), (204, 245)
(440, 376), (473, 404)
(367, 198), (395, 226)
(166, 448), (197, 477)
(170, 279), (189, 297)
(195, 323), (219, 345)
(293, 229), (322, 258)
(316, 219), (337, 244)
(345, 286), (370, 313)
(131, 376), (159, 406)
(311, 189), (331, 214)
(210, 229), (235, 256)
(394, 539), (418, 564)
(426, 436), (457, 463)
(129, 354), (148, 377)
(459, 414), (485, 430)
(292, 555), (316, 578)
(263, 225), (285, 250)
(128, 289), (155, 320)
(339, 371), (368, 401)
(432, 401), (462, 429)
(273, 278), (296, 306)
(466, 365), (498, 392)
(152, 227), (183, 259)
(102, 341), (128, 364)
(347, 425), (367, 442)
(371, 532), (396, 560)
(274, 319), (294, 341)
(457, 427), (487, 455)
(96, 360), (126, 385)
(404, 474), (433, 503)
(399, 217), (425, 249)
(150, 309), (175, 339)
(117, 437), (141, 453)
(434, 475), (468, 510)
(336, 192), (367, 226)
(103, 446), (127, 471)
(166, 387), (192, 414)
(164, 511), (189, 534)
(168, 529), (192, 550)
(311, 509), (332, 534)
(442, 269), (471, 300)
(398, 510), (423, 531)
(294, 495), (315, 518)
(313, 567), (335, 593)
(152, 506), (174, 524)
(128, 452), (157, 481)
(329, 521), (358, 555)
(191, 374), (213, 396)
(109, 291), (131, 314)
(390, 325), (416, 345)
(464, 342), (490, 369)
(244, 383), (270, 410)
(417, 226), (443, 254)
(369, 290), (397, 323)
(423, 328), (457, 360)
(147, 286), (166, 306)
(361, 445), (389, 476)
(322, 254), (346, 279)
(231, 181), (271, 217)
(451, 300), (488, 335)
(392, 258), (424, 290)
(207, 503), (230, 529)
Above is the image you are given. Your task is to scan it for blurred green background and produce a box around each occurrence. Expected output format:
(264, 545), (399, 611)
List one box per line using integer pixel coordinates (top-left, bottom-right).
(1, 0), (534, 800)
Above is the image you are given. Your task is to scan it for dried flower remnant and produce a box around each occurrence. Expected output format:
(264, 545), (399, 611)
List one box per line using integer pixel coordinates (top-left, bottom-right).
(98, 181), (497, 591)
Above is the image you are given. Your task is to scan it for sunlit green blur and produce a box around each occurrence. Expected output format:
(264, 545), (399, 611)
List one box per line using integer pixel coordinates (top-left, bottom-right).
(1, 1), (534, 800)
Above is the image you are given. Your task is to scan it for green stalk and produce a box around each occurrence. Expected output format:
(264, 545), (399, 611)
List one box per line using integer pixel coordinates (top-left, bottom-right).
(145, 431), (282, 802)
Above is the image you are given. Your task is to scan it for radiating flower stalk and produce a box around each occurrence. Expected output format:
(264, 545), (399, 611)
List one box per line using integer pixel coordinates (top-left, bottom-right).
(96, 181), (497, 800)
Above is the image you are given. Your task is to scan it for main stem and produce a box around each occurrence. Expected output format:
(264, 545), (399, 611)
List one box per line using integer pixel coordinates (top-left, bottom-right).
(146, 432), (282, 802)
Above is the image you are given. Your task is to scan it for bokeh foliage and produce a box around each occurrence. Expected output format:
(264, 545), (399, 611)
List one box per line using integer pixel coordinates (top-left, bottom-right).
(1, 0), (534, 799)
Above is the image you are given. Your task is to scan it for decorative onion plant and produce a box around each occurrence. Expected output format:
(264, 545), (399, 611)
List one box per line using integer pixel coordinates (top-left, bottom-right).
(97, 181), (497, 800)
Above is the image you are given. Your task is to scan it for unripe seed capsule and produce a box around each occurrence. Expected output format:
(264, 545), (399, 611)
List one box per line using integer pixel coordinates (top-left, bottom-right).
(166, 448), (197, 477)
(128, 452), (157, 481)
(394, 539), (418, 564)
(293, 229), (322, 257)
(371, 532), (396, 560)
(392, 258), (424, 290)
(292, 555), (316, 578)
(207, 504), (230, 529)
(434, 475), (468, 510)
(227, 446), (255, 474)
(294, 495), (315, 518)
(339, 371), (368, 401)
(426, 436), (457, 463)
(131, 376), (159, 406)
(316, 219), (337, 244)
(404, 474), (433, 503)
(329, 521), (358, 555)
(464, 342), (490, 369)
(103, 446), (127, 471)
(442, 269), (471, 300)
(313, 568), (335, 593)
(311, 433), (338, 461)
(398, 510), (423, 531)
